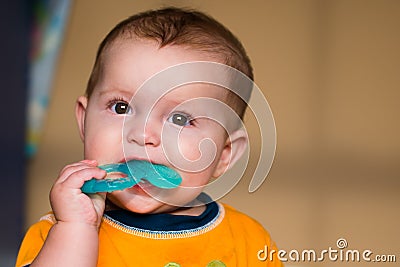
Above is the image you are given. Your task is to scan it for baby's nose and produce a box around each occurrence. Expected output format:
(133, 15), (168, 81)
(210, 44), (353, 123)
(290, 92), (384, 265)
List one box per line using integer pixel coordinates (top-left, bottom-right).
(124, 114), (161, 147)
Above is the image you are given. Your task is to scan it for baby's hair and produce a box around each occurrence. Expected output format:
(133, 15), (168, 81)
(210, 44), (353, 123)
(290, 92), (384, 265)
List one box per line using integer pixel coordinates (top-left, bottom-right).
(86, 7), (253, 118)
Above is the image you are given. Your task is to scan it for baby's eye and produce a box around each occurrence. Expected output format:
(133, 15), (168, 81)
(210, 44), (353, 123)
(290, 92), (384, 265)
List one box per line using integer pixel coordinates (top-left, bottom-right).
(168, 113), (191, 127)
(110, 101), (132, 115)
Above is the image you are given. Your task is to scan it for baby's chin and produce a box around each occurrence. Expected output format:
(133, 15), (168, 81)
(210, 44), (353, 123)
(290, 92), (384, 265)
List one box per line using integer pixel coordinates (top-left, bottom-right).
(106, 191), (179, 214)
(106, 184), (207, 214)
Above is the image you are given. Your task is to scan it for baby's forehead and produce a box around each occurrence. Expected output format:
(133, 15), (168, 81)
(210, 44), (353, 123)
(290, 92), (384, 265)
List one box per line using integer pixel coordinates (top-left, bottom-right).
(160, 83), (229, 100)
(129, 82), (231, 113)
(100, 41), (222, 84)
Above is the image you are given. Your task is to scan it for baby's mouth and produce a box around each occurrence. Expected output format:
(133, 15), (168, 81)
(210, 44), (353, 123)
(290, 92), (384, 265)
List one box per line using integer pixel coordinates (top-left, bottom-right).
(104, 172), (127, 180)
(132, 179), (155, 191)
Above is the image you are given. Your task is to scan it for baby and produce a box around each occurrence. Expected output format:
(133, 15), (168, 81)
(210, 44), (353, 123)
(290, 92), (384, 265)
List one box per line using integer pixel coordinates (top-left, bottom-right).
(17, 7), (282, 267)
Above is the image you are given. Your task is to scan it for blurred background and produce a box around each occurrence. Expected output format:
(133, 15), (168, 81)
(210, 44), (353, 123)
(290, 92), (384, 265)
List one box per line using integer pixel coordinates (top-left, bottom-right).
(2, 0), (399, 266)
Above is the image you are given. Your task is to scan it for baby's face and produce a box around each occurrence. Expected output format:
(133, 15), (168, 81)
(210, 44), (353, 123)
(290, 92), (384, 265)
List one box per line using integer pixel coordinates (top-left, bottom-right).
(77, 40), (242, 214)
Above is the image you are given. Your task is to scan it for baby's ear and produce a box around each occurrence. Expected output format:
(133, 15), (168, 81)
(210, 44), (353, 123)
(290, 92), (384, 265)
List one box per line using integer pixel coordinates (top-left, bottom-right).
(212, 129), (248, 178)
(75, 96), (88, 141)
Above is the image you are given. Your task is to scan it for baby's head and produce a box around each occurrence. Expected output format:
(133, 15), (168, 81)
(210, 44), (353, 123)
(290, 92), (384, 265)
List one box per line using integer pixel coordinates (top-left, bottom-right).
(76, 7), (254, 214)
(86, 7), (253, 119)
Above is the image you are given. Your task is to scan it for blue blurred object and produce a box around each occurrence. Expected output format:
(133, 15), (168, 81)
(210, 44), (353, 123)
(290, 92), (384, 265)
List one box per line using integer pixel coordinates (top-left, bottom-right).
(26, 0), (72, 156)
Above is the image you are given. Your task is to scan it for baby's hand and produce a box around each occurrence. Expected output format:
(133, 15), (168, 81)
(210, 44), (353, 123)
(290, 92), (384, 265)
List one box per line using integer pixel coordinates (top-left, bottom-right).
(50, 160), (107, 228)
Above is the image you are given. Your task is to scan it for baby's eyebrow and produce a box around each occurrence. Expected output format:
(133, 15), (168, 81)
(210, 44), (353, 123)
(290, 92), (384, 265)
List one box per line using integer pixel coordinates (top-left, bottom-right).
(161, 97), (183, 106)
(97, 88), (133, 98)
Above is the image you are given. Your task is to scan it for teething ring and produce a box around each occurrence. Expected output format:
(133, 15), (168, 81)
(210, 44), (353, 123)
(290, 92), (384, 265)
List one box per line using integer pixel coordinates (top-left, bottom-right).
(81, 160), (182, 193)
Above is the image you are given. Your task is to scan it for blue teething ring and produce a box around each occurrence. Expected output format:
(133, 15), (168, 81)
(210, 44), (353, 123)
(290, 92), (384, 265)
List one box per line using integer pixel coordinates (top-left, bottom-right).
(81, 160), (182, 193)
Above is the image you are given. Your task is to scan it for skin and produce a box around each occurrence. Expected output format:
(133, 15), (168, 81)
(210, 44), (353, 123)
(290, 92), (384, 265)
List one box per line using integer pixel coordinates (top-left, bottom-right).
(30, 39), (248, 266)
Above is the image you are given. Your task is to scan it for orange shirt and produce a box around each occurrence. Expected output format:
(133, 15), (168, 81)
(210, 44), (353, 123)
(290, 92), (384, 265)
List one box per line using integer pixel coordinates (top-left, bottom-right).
(16, 203), (283, 267)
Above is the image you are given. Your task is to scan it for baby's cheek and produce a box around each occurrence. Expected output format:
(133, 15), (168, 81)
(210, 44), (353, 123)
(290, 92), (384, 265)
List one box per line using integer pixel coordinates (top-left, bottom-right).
(84, 129), (123, 161)
(176, 138), (222, 181)
(177, 135), (215, 161)
(178, 138), (198, 160)
(179, 171), (212, 188)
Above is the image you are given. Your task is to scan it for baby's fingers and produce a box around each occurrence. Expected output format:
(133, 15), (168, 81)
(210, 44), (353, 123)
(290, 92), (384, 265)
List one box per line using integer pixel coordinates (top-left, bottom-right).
(56, 160), (97, 182)
(58, 166), (106, 190)
(56, 160), (100, 183)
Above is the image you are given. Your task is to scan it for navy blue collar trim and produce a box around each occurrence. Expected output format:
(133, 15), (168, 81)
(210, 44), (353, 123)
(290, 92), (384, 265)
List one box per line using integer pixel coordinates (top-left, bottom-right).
(104, 194), (218, 231)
